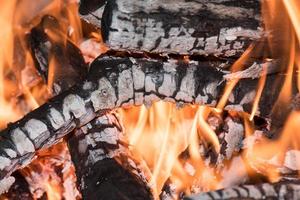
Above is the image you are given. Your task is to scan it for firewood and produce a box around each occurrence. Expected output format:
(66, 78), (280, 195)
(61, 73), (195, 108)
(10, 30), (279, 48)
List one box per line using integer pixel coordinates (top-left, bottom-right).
(68, 113), (153, 200)
(27, 22), (153, 198)
(0, 55), (290, 181)
(101, 0), (262, 57)
(184, 180), (300, 200)
(29, 15), (88, 95)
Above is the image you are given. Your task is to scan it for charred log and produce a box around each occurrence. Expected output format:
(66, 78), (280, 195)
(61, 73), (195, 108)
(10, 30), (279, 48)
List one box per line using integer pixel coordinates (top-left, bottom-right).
(29, 15), (88, 95)
(0, 55), (292, 181)
(185, 180), (300, 200)
(68, 113), (153, 200)
(101, 0), (262, 58)
(87, 55), (288, 118)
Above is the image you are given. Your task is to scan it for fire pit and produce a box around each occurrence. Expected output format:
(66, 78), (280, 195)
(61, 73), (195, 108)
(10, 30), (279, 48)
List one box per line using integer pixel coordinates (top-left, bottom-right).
(0, 0), (300, 199)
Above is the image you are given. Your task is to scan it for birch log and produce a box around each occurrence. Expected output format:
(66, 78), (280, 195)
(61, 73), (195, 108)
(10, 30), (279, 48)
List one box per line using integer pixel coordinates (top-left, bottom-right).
(101, 0), (262, 57)
(0, 55), (291, 181)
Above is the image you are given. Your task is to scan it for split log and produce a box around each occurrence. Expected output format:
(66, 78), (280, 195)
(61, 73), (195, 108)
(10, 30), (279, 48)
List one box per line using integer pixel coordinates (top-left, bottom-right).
(101, 0), (262, 57)
(0, 55), (291, 181)
(185, 180), (300, 200)
(68, 113), (153, 200)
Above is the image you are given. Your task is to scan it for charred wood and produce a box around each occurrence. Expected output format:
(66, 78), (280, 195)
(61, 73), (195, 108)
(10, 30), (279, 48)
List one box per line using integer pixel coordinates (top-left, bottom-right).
(101, 0), (262, 57)
(185, 180), (300, 200)
(87, 55), (286, 118)
(29, 15), (88, 95)
(68, 113), (153, 200)
(79, 0), (107, 15)
(0, 172), (33, 200)
(0, 55), (291, 181)
(79, 0), (107, 32)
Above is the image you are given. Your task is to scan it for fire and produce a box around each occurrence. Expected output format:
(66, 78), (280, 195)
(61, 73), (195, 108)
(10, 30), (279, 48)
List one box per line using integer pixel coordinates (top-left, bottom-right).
(0, 0), (84, 199)
(119, 103), (221, 197)
(118, 0), (300, 198)
(0, 0), (83, 128)
(0, 0), (299, 199)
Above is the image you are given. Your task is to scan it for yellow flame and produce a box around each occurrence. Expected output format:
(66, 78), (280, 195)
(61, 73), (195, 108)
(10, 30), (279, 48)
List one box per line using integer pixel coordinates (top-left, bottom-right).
(195, 106), (220, 153)
(216, 45), (254, 110)
(250, 64), (267, 121)
(283, 0), (300, 45)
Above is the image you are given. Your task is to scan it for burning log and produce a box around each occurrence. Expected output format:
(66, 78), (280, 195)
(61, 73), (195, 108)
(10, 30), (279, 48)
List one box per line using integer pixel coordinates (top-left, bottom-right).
(101, 0), (262, 57)
(29, 15), (88, 95)
(0, 55), (291, 181)
(68, 112), (153, 199)
(185, 180), (300, 200)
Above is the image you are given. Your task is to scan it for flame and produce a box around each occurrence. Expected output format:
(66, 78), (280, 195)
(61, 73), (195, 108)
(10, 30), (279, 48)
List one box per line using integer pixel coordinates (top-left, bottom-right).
(0, 0), (299, 199)
(240, 0), (300, 186)
(249, 63), (267, 121)
(45, 180), (63, 200)
(216, 45), (254, 110)
(0, 0), (83, 127)
(119, 103), (221, 197)
(119, 0), (300, 198)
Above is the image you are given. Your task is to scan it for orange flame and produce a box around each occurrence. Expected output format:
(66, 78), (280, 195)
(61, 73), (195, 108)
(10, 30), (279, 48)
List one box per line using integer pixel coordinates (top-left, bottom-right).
(120, 103), (221, 197)
(0, 0), (300, 199)
(0, 0), (84, 198)
(119, 0), (300, 198)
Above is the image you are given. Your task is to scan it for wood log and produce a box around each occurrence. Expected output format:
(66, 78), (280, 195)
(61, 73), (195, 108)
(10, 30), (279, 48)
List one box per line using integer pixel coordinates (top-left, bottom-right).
(0, 54), (291, 181)
(68, 113), (153, 200)
(28, 25), (152, 198)
(101, 0), (262, 57)
(29, 15), (88, 95)
(184, 180), (300, 200)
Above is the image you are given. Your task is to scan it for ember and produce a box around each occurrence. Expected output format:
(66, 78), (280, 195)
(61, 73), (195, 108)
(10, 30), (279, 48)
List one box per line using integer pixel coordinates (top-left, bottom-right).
(0, 0), (300, 200)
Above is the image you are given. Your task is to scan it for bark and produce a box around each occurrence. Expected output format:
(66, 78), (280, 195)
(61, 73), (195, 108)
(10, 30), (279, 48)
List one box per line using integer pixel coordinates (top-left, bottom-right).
(101, 0), (262, 57)
(68, 113), (153, 200)
(185, 180), (300, 200)
(0, 54), (292, 181)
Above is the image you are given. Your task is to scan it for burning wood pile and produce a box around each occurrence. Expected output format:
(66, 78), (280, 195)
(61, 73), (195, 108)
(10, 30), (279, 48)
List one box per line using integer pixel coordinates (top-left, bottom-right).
(0, 0), (300, 199)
